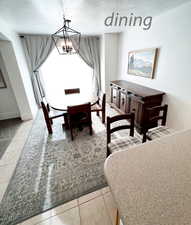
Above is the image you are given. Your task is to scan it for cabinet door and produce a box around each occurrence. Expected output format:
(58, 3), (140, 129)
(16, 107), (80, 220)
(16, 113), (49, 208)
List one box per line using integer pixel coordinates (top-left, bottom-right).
(120, 91), (127, 113)
(125, 94), (131, 113)
(130, 95), (143, 128)
(111, 85), (120, 108)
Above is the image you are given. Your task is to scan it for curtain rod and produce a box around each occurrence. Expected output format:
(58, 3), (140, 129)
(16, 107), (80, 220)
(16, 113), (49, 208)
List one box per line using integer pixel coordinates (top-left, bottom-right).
(19, 34), (101, 38)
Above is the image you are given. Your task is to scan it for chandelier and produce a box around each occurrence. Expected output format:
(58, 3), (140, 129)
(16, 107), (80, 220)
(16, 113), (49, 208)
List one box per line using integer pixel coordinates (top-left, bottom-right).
(52, 17), (81, 55)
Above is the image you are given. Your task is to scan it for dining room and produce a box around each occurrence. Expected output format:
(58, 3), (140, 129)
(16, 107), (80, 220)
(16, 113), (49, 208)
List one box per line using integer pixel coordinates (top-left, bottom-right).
(0, 0), (191, 225)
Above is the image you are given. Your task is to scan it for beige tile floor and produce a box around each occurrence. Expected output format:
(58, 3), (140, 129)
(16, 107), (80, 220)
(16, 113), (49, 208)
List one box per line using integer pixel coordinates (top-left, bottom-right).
(0, 120), (33, 201)
(0, 119), (123, 225)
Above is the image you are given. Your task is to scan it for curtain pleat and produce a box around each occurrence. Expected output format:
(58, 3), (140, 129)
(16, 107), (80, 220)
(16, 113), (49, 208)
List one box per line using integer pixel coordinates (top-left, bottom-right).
(72, 36), (101, 96)
(21, 35), (55, 106)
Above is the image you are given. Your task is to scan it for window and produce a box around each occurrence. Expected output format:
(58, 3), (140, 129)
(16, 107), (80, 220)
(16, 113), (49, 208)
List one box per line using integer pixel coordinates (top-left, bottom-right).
(41, 48), (93, 101)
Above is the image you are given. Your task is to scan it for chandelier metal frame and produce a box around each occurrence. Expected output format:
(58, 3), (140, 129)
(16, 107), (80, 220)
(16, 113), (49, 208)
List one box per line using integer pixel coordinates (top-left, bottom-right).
(52, 17), (81, 55)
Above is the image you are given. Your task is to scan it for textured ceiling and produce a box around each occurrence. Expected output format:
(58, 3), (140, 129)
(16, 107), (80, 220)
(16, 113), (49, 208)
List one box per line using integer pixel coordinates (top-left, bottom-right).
(0, 0), (190, 35)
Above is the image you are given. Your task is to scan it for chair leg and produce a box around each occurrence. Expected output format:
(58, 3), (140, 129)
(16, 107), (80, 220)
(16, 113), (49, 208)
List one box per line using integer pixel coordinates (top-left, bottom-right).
(70, 127), (74, 140)
(116, 209), (120, 225)
(64, 114), (69, 129)
(68, 122), (74, 140)
(102, 110), (105, 123)
(107, 146), (110, 157)
(89, 124), (93, 135)
(142, 131), (147, 143)
(45, 118), (52, 134)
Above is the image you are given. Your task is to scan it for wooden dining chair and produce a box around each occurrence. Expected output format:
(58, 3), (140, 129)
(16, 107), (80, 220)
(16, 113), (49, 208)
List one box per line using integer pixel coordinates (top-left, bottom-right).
(67, 102), (92, 140)
(41, 101), (66, 134)
(142, 104), (175, 142)
(107, 113), (142, 157)
(64, 88), (80, 95)
(91, 93), (106, 123)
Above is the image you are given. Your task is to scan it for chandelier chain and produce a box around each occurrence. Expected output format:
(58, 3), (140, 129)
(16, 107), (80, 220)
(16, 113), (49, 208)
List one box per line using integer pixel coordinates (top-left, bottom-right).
(60, 0), (66, 19)
(52, 0), (81, 55)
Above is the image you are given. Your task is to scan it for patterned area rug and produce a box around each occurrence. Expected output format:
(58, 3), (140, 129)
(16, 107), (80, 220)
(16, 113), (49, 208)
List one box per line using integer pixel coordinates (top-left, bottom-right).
(0, 106), (141, 225)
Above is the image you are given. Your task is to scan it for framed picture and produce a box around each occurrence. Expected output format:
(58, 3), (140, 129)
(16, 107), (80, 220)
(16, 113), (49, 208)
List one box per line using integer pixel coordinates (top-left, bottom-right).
(0, 68), (6, 88)
(128, 48), (158, 79)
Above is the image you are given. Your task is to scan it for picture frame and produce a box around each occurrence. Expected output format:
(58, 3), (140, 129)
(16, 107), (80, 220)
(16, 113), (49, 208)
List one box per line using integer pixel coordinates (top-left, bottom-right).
(128, 48), (158, 79)
(0, 68), (7, 88)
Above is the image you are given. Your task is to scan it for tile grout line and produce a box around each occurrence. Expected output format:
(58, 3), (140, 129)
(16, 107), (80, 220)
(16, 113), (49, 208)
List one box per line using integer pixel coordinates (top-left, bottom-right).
(28, 203), (79, 225)
(78, 193), (102, 206)
(24, 199), (83, 225)
(102, 193), (115, 225)
(77, 199), (82, 225)
(16, 193), (105, 225)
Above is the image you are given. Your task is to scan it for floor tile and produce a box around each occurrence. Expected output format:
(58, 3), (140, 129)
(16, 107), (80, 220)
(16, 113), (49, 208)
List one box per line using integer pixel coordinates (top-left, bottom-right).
(51, 199), (78, 216)
(0, 181), (8, 202)
(0, 141), (24, 166)
(0, 164), (16, 183)
(20, 210), (52, 225)
(120, 219), (124, 225)
(78, 190), (102, 205)
(13, 120), (33, 141)
(34, 220), (50, 225)
(101, 186), (110, 195)
(103, 192), (118, 225)
(50, 207), (80, 225)
(79, 196), (111, 225)
(0, 135), (28, 167)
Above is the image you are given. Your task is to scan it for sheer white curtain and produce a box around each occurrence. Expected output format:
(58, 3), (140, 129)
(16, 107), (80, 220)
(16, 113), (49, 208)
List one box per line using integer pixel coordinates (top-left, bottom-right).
(72, 36), (101, 96)
(21, 35), (55, 106)
(41, 49), (93, 102)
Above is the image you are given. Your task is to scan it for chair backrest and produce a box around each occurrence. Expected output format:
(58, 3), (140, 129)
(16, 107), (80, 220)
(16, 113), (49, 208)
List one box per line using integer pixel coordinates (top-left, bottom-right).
(41, 101), (50, 120)
(67, 102), (92, 123)
(64, 88), (80, 95)
(96, 92), (106, 109)
(146, 104), (168, 127)
(101, 93), (106, 109)
(142, 104), (168, 143)
(107, 113), (135, 145)
(42, 97), (50, 112)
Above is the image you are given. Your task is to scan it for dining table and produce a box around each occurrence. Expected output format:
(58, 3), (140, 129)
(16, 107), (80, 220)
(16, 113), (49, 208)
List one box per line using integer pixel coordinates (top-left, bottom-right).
(47, 92), (98, 111)
(104, 129), (191, 225)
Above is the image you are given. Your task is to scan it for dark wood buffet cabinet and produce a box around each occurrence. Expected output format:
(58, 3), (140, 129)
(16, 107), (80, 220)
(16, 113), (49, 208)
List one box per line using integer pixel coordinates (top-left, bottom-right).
(110, 80), (165, 133)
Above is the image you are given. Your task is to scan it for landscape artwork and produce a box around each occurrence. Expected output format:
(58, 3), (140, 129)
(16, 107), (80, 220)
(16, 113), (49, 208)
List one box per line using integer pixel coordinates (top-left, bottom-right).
(128, 48), (158, 79)
(0, 69), (6, 88)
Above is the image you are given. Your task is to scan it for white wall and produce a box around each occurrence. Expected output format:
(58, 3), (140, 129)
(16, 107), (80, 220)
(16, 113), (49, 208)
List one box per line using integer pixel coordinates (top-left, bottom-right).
(117, 2), (191, 130)
(100, 34), (105, 93)
(0, 18), (37, 120)
(101, 33), (120, 98)
(0, 52), (20, 119)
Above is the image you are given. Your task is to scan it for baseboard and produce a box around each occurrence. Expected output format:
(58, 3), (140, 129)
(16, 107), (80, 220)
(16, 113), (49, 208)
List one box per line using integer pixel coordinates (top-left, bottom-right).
(0, 111), (20, 120)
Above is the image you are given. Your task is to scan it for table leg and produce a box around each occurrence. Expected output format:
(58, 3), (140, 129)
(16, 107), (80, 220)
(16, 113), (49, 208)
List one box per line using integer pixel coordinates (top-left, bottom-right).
(62, 113), (69, 129)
